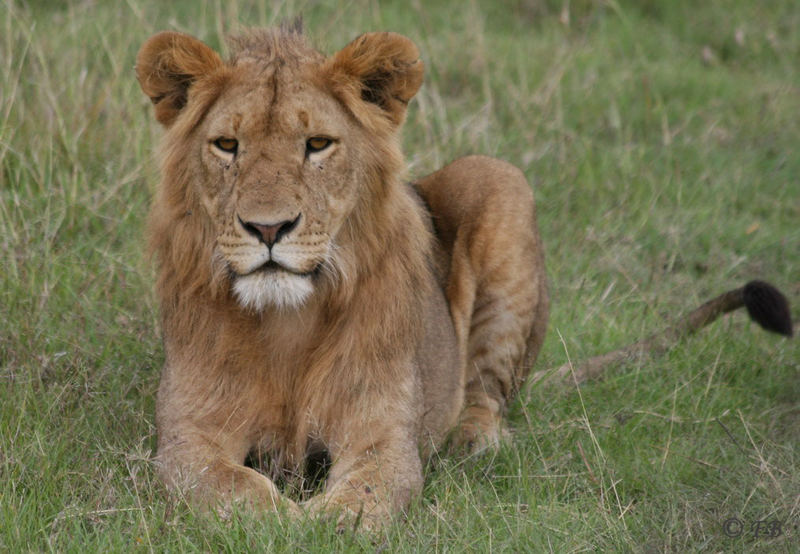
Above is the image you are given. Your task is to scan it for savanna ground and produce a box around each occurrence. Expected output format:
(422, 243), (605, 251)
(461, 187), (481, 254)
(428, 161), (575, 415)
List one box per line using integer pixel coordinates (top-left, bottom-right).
(1, 0), (798, 551)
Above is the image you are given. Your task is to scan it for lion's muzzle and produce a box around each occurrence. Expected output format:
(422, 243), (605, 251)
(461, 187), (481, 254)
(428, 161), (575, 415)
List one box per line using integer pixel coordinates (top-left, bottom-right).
(238, 213), (301, 248)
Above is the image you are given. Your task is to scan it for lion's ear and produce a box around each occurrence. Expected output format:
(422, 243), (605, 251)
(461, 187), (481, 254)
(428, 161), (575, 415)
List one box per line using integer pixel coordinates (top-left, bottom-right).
(324, 32), (424, 130)
(136, 31), (223, 127)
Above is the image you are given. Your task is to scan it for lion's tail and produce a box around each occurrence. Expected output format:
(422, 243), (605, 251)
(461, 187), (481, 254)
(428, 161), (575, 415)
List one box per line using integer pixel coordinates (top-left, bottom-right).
(531, 280), (793, 385)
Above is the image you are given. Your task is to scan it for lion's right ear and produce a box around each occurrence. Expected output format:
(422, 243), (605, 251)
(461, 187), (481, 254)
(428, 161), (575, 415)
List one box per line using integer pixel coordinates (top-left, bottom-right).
(136, 32), (223, 127)
(323, 32), (424, 133)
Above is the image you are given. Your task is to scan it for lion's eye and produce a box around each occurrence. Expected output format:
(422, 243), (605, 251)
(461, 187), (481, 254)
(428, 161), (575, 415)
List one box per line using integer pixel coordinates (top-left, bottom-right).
(213, 137), (238, 154)
(306, 137), (332, 153)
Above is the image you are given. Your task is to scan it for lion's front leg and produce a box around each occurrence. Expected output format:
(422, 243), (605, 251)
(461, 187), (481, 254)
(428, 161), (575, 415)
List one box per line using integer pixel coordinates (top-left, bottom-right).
(156, 429), (300, 517)
(305, 425), (423, 531)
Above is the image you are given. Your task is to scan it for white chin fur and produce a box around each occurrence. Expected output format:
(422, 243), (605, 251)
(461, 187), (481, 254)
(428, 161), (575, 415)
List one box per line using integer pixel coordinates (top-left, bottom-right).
(232, 271), (313, 311)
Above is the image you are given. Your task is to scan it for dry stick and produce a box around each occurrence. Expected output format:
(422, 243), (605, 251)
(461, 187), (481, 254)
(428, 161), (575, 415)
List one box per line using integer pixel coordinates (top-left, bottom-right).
(531, 280), (793, 386)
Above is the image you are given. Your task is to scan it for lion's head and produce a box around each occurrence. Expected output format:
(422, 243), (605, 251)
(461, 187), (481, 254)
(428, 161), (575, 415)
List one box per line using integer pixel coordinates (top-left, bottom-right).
(136, 28), (424, 311)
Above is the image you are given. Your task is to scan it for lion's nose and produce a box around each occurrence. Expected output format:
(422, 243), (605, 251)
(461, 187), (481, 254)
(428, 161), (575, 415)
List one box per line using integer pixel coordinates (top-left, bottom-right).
(239, 214), (301, 248)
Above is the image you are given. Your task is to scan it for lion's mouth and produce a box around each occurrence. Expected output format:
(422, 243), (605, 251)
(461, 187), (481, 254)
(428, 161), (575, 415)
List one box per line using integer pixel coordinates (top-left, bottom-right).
(230, 259), (320, 311)
(247, 259), (320, 278)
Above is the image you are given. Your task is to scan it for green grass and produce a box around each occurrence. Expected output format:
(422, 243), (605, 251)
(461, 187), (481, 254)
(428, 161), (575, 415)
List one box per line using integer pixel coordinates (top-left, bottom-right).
(1, 0), (798, 551)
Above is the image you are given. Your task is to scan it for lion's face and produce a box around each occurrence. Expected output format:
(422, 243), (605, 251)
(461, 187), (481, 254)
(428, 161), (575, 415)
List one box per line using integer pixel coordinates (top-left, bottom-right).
(199, 62), (362, 310)
(137, 30), (424, 310)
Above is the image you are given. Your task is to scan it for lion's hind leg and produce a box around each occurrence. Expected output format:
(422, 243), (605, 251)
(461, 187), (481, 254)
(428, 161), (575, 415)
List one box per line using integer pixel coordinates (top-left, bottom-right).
(416, 156), (549, 453)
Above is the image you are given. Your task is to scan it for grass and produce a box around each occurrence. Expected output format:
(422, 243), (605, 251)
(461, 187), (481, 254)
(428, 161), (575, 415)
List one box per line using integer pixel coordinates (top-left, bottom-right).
(1, 0), (798, 551)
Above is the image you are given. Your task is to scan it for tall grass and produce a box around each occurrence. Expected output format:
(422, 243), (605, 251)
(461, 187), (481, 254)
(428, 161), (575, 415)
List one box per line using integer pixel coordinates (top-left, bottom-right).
(1, 0), (797, 551)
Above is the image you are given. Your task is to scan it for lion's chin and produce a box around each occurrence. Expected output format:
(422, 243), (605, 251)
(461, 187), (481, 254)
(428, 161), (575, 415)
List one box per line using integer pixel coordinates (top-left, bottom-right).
(232, 270), (314, 311)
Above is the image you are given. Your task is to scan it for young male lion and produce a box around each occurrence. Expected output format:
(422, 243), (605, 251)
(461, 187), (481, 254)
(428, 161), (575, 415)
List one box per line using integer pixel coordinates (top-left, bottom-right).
(136, 27), (549, 527)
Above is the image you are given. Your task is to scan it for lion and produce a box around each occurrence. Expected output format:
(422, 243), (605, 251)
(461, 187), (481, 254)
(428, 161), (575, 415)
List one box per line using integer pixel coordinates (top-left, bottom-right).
(135, 26), (792, 529)
(135, 27), (548, 527)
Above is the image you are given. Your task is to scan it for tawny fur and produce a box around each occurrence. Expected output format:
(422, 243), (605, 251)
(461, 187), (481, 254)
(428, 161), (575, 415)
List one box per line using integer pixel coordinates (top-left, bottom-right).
(136, 28), (548, 528)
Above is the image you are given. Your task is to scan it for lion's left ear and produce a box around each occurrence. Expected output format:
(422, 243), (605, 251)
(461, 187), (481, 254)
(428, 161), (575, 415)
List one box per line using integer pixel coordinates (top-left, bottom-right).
(136, 31), (223, 127)
(324, 32), (424, 130)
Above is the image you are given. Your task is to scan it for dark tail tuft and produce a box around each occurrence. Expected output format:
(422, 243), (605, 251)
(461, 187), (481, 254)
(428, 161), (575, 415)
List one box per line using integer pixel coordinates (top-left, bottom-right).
(743, 280), (793, 337)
